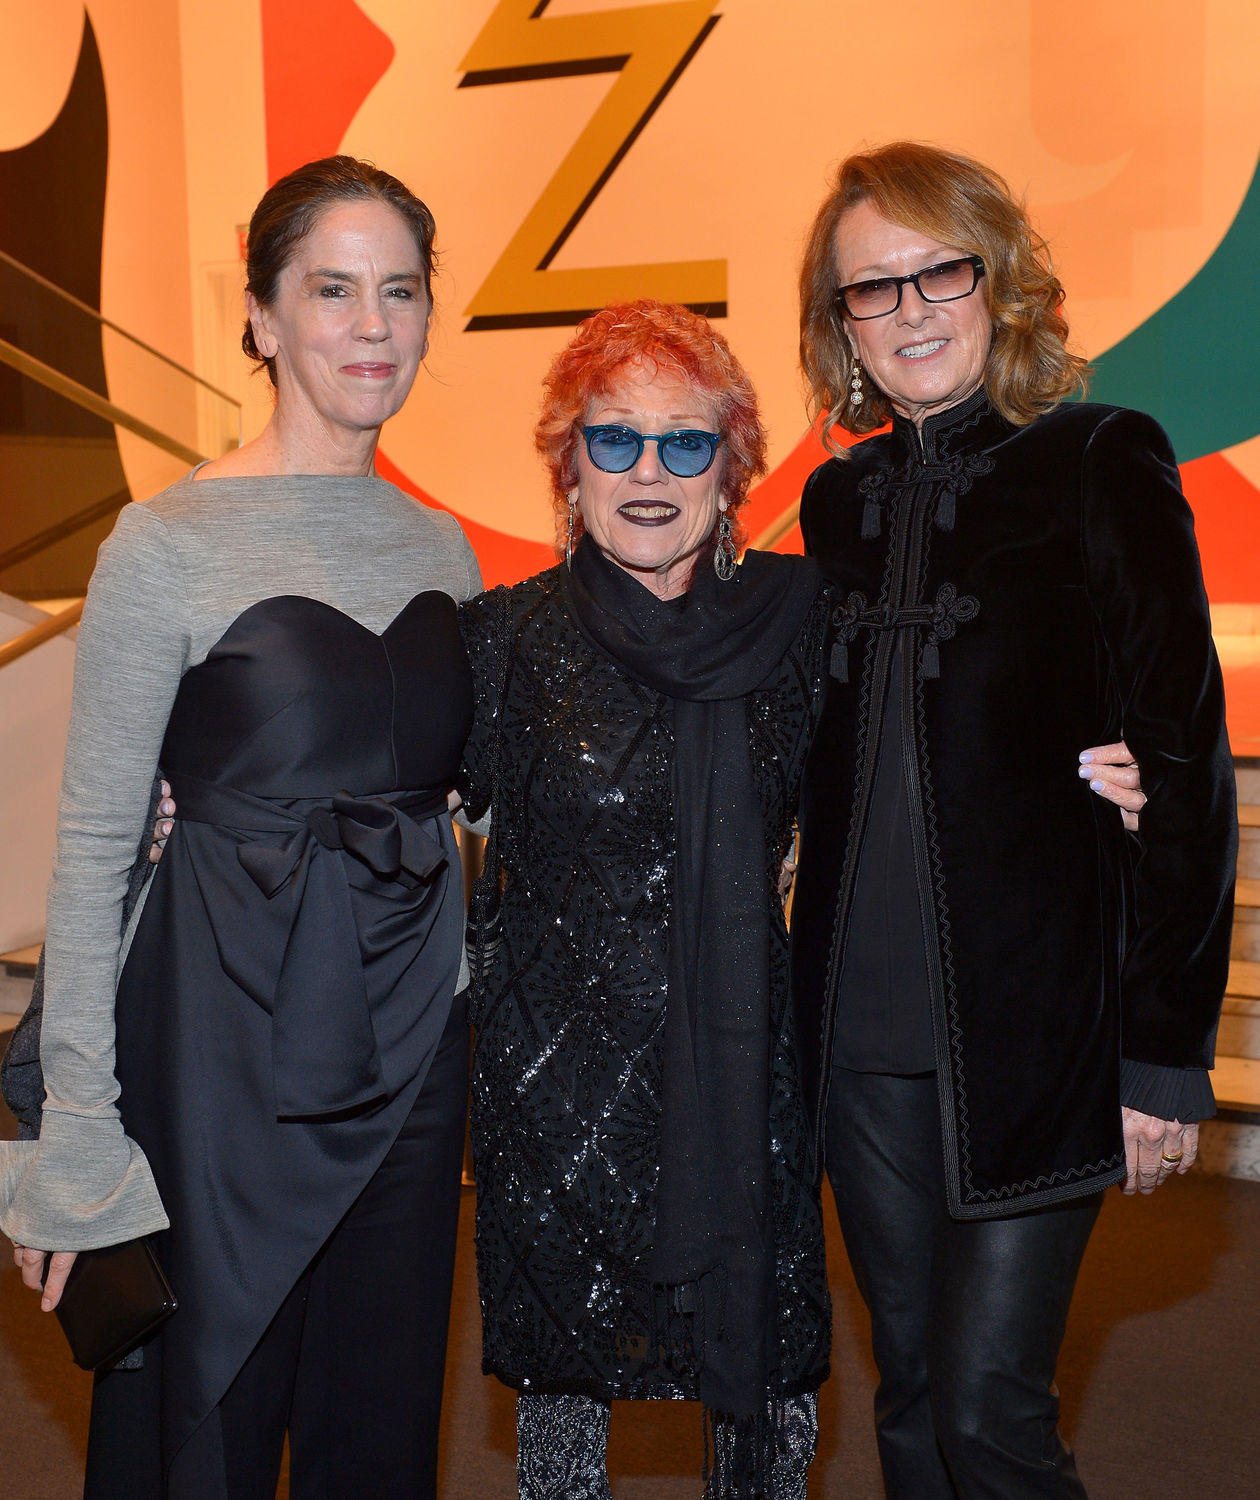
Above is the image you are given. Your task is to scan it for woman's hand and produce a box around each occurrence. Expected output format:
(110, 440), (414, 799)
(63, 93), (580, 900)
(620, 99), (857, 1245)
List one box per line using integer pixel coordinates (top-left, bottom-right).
(149, 780), (174, 863)
(778, 831), (801, 906)
(1079, 741), (1145, 831)
(152, 784), (469, 852)
(1121, 1107), (1198, 1194)
(12, 1244), (77, 1311)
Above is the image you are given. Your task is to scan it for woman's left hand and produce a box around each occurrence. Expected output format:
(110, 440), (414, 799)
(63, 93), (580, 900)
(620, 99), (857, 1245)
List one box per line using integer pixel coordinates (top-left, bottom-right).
(1079, 741), (1146, 831)
(149, 780), (174, 863)
(1121, 1107), (1198, 1194)
(12, 1244), (78, 1311)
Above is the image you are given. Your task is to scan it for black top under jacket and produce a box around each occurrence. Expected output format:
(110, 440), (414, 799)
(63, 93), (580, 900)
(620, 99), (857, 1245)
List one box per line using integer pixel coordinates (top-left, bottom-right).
(832, 635), (935, 1074)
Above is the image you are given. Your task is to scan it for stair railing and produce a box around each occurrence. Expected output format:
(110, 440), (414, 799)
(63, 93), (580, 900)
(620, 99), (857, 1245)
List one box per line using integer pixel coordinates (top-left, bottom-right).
(0, 248), (240, 439)
(0, 600), (84, 670)
(0, 251), (241, 668)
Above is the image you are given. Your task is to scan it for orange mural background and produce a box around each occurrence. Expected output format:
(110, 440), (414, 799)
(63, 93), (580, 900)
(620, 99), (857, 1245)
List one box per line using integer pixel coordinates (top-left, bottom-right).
(259, 0), (1260, 582)
(1, 0), (1258, 745)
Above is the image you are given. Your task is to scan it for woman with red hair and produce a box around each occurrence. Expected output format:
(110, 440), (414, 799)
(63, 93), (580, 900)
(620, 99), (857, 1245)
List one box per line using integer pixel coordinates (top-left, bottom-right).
(457, 299), (832, 1497)
(456, 297), (1140, 1497)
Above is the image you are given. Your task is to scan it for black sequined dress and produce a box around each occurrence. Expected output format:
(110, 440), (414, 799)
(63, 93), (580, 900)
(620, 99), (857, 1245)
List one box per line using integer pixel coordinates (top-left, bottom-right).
(457, 565), (832, 1400)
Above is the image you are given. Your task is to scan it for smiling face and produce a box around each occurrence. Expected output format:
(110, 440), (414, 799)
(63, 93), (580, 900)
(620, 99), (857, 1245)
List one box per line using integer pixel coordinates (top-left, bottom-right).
(248, 197), (431, 444)
(575, 364), (726, 601)
(835, 200), (993, 428)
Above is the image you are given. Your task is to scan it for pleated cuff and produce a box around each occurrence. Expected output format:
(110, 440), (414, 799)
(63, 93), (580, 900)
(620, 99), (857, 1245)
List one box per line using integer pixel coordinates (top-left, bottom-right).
(1119, 1058), (1216, 1124)
(0, 1108), (169, 1251)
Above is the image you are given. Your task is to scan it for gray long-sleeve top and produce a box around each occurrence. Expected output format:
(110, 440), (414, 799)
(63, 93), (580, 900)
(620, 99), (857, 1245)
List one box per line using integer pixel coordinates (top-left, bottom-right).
(0, 470), (481, 1251)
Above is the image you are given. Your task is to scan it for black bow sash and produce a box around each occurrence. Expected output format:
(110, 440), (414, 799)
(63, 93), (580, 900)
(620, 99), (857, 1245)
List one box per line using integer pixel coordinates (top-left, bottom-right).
(170, 775), (450, 1118)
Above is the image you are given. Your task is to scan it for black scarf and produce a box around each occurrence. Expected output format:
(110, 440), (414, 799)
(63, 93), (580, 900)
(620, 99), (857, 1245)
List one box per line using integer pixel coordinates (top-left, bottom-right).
(564, 537), (820, 1448)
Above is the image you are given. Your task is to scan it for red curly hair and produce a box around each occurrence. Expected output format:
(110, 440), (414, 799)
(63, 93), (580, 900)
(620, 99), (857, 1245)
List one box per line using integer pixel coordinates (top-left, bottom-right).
(535, 300), (767, 552)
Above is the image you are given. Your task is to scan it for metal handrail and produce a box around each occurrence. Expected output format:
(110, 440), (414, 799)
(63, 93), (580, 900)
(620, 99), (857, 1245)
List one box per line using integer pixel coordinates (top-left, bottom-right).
(0, 487), (131, 574)
(0, 600), (83, 670)
(0, 248), (240, 410)
(0, 257), (241, 671)
(0, 337), (205, 467)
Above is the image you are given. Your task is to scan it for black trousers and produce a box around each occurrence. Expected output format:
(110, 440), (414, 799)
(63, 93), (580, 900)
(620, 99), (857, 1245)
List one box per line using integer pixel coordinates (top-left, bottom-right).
(85, 997), (469, 1500)
(825, 1067), (1102, 1500)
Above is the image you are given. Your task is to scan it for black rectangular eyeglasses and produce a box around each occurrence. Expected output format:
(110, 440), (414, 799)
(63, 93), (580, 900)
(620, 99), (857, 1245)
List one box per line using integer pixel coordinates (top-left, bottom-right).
(836, 255), (985, 320)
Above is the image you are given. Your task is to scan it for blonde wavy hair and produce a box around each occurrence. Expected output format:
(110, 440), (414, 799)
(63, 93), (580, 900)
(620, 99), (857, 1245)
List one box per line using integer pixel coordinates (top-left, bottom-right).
(799, 141), (1089, 453)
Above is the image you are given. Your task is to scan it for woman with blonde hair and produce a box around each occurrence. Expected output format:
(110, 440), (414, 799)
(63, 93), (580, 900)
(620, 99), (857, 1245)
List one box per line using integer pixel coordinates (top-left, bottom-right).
(791, 141), (1235, 1498)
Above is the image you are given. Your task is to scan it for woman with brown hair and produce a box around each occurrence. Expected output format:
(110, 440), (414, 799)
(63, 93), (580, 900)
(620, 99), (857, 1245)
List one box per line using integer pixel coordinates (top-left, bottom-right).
(791, 141), (1236, 1497)
(0, 157), (479, 1498)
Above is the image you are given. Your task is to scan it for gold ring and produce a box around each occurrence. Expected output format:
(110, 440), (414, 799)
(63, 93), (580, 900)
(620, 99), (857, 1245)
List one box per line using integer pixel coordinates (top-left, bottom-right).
(1160, 1151), (1184, 1164)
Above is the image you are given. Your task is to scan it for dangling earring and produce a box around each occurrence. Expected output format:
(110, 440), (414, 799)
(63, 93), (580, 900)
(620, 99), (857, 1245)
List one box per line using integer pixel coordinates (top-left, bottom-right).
(850, 360), (865, 407)
(714, 509), (737, 581)
(565, 493), (578, 569)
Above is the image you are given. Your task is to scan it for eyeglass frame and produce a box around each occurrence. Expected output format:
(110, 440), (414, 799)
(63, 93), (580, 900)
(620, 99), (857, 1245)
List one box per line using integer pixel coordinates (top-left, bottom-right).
(580, 424), (724, 478)
(834, 255), (986, 321)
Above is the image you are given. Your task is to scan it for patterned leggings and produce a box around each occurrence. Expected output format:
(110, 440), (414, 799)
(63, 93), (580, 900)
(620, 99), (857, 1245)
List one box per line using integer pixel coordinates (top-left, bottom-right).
(516, 1391), (819, 1500)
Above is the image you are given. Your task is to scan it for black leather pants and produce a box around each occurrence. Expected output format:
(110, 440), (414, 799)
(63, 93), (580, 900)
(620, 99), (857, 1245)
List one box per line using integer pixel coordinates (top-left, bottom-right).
(826, 1067), (1101, 1500)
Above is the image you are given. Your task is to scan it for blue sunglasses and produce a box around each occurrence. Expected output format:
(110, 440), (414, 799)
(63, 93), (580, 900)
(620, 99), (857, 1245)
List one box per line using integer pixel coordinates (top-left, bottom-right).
(582, 424), (723, 478)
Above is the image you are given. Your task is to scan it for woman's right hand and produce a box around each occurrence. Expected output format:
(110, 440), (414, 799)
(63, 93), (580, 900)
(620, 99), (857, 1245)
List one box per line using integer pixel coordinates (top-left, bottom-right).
(1079, 742), (1146, 831)
(12, 1244), (77, 1311)
(149, 780), (175, 863)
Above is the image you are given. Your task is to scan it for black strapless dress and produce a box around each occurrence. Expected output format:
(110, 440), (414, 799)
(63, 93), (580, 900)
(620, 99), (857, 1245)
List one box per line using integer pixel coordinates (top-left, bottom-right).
(105, 593), (473, 1470)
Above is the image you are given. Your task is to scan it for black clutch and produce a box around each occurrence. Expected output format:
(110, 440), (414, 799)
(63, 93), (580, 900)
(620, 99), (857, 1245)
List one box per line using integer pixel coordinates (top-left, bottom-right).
(48, 1238), (178, 1371)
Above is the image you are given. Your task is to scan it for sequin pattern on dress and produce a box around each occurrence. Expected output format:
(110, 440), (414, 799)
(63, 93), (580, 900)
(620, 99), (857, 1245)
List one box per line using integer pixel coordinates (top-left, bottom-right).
(515, 1390), (819, 1499)
(458, 569), (832, 1403)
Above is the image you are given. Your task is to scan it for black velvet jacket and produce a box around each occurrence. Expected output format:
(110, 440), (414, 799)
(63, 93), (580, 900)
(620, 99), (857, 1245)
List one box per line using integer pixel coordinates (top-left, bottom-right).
(790, 392), (1237, 1217)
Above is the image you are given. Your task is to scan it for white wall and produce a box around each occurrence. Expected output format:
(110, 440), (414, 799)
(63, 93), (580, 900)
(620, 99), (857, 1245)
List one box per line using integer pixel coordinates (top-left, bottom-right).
(0, 593), (75, 952)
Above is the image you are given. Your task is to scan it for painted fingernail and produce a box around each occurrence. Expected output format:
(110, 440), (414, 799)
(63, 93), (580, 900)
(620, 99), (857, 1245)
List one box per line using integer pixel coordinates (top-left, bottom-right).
(1090, 780), (1105, 792)
(1079, 751), (1094, 763)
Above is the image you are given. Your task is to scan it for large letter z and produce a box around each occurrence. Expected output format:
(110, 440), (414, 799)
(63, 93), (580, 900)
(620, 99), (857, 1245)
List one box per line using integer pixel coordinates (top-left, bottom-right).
(460, 1), (724, 330)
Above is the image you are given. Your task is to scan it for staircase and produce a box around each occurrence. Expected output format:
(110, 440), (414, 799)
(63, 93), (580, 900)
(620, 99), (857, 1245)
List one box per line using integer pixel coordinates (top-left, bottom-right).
(0, 252), (239, 976)
(1219, 786), (1260, 1087)
(1198, 765), (1260, 1177)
